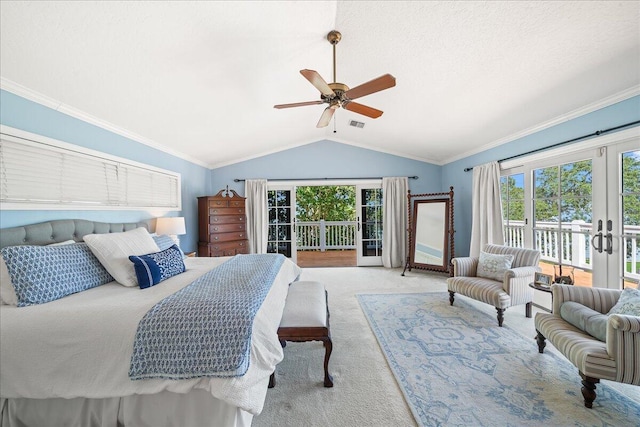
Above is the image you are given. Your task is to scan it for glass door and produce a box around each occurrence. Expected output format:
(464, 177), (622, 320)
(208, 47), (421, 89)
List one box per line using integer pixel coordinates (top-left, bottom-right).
(532, 158), (593, 287)
(266, 186), (296, 263)
(605, 141), (639, 289)
(501, 129), (639, 290)
(356, 184), (383, 266)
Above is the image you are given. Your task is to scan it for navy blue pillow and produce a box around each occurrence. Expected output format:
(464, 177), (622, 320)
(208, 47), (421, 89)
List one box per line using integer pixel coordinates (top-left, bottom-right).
(129, 245), (186, 289)
(152, 234), (186, 259)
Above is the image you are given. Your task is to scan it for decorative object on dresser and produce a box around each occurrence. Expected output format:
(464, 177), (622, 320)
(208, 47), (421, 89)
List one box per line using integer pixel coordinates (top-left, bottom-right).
(198, 187), (249, 257)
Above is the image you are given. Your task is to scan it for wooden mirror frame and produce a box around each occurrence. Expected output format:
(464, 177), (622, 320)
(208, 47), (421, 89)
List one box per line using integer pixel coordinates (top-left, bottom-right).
(402, 187), (455, 276)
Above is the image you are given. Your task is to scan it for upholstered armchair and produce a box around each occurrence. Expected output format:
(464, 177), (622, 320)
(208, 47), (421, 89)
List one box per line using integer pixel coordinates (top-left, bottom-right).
(535, 285), (640, 408)
(447, 244), (541, 326)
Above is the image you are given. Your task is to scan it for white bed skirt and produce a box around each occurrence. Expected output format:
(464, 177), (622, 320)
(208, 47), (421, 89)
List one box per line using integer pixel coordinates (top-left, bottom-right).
(0, 389), (253, 427)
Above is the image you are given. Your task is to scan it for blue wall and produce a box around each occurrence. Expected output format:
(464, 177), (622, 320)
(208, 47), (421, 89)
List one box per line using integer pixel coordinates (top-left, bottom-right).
(3, 87), (638, 258)
(0, 90), (211, 252)
(442, 95), (640, 257)
(210, 140), (442, 195)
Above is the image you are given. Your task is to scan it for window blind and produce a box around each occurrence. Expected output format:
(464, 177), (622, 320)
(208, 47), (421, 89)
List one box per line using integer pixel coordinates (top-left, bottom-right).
(0, 133), (181, 210)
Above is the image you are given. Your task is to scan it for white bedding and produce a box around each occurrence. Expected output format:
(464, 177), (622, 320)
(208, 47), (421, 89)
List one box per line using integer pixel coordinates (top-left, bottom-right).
(0, 256), (301, 415)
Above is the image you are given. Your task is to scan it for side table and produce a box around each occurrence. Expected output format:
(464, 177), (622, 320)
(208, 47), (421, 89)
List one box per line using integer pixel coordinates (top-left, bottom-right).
(529, 282), (552, 313)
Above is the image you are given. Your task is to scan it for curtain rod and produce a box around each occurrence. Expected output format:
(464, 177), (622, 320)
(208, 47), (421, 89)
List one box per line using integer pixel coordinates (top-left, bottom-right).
(463, 120), (640, 172)
(233, 176), (419, 182)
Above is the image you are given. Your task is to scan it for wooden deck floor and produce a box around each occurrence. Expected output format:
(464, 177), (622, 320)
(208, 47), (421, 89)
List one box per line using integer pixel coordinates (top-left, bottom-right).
(296, 250), (357, 268)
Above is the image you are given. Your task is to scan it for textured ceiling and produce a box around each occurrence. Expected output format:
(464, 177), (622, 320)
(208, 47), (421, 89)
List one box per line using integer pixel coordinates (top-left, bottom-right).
(1, 1), (638, 168)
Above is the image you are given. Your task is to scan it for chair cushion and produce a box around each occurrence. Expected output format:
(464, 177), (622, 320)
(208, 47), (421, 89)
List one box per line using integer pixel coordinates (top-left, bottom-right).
(447, 276), (511, 308)
(560, 301), (608, 342)
(607, 287), (640, 317)
(477, 251), (514, 281)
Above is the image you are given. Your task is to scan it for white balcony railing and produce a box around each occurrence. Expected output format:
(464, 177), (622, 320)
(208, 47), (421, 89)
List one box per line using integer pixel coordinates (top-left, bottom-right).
(296, 220), (357, 251)
(505, 220), (640, 280)
(295, 219), (639, 280)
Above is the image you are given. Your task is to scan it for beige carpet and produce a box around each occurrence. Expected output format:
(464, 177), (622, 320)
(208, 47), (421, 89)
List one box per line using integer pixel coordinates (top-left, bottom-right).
(252, 267), (640, 427)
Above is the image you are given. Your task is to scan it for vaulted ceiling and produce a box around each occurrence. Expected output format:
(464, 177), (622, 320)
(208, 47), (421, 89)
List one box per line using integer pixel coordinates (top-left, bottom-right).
(1, 1), (638, 168)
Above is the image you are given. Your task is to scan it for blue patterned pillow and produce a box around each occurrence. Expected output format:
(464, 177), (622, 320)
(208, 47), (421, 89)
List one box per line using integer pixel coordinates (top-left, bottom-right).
(0, 243), (114, 307)
(129, 245), (186, 289)
(152, 235), (186, 259)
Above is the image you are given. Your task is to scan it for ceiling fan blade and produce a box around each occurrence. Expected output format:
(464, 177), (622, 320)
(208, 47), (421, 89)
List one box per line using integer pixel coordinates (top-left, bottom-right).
(343, 101), (383, 119)
(274, 100), (324, 109)
(301, 69), (335, 96)
(316, 107), (336, 128)
(344, 74), (396, 100)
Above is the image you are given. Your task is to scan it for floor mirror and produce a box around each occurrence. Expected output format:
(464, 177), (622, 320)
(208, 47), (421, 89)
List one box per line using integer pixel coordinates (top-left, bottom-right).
(402, 187), (455, 276)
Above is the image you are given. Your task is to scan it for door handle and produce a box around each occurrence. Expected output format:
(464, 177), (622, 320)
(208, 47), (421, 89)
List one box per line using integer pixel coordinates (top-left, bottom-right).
(604, 219), (613, 254)
(357, 217), (361, 232)
(591, 232), (603, 253)
(591, 219), (603, 253)
(604, 232), (613, 255)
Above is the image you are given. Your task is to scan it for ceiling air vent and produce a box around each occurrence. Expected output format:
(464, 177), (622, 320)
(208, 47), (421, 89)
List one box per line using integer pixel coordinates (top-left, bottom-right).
(349, 120), (365, 128)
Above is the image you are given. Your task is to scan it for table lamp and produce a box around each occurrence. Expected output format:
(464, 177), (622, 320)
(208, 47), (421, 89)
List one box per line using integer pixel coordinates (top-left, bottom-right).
(155, 217), (186, 248)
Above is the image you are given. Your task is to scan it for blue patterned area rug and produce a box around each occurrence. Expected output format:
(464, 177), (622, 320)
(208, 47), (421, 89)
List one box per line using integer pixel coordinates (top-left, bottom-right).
(357, 293), (640, 427)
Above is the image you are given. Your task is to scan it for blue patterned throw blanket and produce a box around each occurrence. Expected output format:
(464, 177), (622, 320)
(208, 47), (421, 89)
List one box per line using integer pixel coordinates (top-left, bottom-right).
(129, 253), (285, 380)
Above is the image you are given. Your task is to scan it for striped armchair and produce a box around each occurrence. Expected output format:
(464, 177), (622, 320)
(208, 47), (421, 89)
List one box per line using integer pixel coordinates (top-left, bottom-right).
(447, 244), (541, 326)
(535, 285), (640, 408)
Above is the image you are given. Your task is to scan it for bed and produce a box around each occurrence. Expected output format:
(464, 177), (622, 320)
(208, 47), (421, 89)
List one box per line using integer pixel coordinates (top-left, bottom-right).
(0, 219), (301, 427)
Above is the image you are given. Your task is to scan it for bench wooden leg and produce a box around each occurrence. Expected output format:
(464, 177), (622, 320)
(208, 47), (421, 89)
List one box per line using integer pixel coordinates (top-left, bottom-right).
(323, 337), (334, 387)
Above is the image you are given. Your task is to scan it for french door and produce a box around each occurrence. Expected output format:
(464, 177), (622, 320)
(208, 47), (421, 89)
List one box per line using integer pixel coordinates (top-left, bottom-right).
(356, 184), (383, 266)
(266, 181), (385, 267)
(601, 138), (639, 289)
(266, 185), (297, 264)
(501, 127), (639, 289)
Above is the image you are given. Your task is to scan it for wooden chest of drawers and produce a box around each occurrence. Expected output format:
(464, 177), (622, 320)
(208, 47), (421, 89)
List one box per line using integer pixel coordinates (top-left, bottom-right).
(198, 189), (249, 257)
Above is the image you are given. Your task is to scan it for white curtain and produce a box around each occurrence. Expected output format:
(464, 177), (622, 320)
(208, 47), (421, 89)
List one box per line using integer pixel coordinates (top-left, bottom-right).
(245, 179), (268, 254)
(382, 177), (408, 268)
(469, 161), (505, 257)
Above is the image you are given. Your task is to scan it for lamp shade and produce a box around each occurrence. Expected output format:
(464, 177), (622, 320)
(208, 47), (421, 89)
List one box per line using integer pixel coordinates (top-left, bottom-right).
(156, 217), (186, 236)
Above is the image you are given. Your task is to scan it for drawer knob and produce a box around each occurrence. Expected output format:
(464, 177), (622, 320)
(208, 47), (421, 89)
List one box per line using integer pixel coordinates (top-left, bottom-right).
(214, 236), (219, 240)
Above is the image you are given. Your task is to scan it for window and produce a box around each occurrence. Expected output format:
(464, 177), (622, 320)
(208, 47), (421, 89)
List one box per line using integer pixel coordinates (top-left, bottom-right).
(0, 130), (181, 210)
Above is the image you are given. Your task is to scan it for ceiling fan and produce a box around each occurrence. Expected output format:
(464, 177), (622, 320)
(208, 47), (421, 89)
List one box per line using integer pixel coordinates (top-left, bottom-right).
(274, 30), (396, 128)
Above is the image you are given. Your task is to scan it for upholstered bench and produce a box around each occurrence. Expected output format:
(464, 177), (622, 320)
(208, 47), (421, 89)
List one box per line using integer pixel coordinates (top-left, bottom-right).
(269, 280), (334, 388)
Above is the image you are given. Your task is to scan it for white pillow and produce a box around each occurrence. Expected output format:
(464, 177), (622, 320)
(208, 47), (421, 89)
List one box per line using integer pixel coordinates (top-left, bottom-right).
(0, 257), (18, 306)
(84, 227), (159, 287)
(477, 251), (515, 281)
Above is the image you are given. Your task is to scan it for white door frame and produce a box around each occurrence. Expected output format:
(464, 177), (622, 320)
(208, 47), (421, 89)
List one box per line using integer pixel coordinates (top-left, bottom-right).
(501, 126), (640, 289)
(356, 182), (383, 266)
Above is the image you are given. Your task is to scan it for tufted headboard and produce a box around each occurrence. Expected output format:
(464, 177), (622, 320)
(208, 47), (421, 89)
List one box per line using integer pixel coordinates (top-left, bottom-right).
(0, 219), (150, 249)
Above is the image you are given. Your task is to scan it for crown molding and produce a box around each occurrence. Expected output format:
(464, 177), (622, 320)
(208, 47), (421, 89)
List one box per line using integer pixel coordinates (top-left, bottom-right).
(0, 77), (210, 168)
(442, 85), (640, 165)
